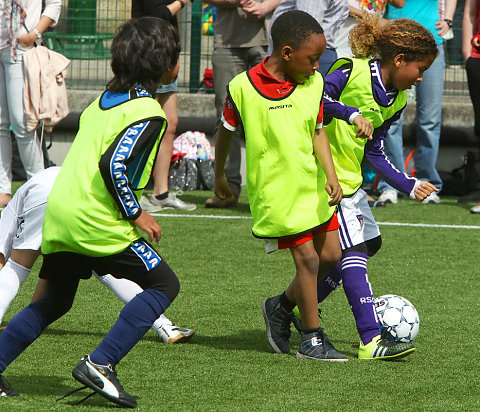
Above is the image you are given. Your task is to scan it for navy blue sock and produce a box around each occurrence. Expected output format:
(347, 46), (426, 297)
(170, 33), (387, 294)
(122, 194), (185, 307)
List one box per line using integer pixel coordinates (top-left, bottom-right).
(317, 260), (342, 303)
(90, 289), (171, 366)
(0, 303), (49, 372)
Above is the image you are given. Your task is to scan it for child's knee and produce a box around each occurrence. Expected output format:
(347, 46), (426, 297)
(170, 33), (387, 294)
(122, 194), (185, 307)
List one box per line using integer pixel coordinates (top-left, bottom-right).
(318, 240), (342, 268)
(320, 248), (341, 269)
(293, 247), (320, 275)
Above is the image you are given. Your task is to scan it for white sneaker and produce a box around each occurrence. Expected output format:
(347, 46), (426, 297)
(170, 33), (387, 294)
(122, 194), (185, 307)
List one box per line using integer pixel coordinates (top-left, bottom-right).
(470, 203), (480, 214)
(422, 192), (440, 204)
(140, 193), (196, 212)
(155, 322), (196, 344)
(377, 190), (398, 204)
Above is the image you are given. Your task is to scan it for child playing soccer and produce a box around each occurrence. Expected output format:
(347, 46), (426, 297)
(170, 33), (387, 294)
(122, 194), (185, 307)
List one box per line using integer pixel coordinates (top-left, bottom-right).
(311, 14), (439, 360)
(0, 17), (182, 407)
(214, 10), (371, 361)
(0, 167), (195, 344)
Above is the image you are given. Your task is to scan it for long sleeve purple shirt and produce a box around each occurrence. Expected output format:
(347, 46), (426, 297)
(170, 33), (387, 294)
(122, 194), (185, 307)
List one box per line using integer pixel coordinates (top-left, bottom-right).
(323, 60), (418, 196)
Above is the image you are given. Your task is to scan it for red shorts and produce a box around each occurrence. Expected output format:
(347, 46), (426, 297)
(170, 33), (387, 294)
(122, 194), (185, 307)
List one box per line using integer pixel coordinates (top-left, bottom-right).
(277, 212), (339, 250)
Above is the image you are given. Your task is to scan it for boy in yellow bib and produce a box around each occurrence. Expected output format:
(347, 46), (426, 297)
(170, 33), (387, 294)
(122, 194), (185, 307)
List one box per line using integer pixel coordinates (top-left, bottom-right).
(0, 18), (182, 407)
(214, 11), (371, 361)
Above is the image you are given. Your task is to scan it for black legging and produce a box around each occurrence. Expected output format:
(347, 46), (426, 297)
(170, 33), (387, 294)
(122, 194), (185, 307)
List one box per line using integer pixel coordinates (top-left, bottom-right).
(466, 57), (480, 139)
(36, 257), (179, 325)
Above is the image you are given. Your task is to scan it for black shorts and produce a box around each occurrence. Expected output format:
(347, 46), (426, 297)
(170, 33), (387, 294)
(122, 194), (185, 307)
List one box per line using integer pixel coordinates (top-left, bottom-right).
(40, 239), (177, 294)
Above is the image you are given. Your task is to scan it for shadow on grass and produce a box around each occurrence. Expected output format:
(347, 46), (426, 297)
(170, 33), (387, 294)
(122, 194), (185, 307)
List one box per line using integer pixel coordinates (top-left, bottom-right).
(185, 328), (362, 359)
(188, 328), (273, 353)
(42, 327), (107, 339)
(3, 373), (133, 408)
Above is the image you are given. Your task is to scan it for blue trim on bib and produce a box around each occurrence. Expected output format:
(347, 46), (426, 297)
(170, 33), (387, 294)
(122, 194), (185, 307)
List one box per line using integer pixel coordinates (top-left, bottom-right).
(110, 121), (150, 216)
(131, 240), (162, 270)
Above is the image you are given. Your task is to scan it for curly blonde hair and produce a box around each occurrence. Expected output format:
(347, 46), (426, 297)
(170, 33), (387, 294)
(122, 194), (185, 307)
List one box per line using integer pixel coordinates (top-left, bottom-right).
(349, 13), (438, 62)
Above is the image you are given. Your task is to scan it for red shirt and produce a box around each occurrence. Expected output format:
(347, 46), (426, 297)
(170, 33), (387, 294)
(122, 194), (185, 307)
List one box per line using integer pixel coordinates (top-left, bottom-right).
(222, 57), (323, 130)
(472, 3), (480, 59)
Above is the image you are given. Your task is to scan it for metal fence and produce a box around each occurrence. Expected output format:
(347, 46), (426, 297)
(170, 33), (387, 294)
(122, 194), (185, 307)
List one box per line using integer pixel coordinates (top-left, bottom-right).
(47, 1), (469, 97)
(46, 0), (214, 92)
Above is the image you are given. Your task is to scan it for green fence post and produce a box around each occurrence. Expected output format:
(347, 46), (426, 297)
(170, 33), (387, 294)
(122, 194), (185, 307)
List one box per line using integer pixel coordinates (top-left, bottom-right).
(189, 2), (202, 92)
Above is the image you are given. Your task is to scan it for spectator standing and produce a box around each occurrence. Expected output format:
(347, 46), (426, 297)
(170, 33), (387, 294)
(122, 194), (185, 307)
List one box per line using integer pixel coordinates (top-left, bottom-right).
(0, 0), (61, 208)
(202, 0), (280, 208)
(462, 0), (480, 213)
(376, 0), (457, 205)
(132, 0), (197, 212)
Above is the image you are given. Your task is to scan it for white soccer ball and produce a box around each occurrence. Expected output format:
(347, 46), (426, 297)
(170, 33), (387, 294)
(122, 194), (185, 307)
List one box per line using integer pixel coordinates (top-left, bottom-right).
(375, 295), (420, 343)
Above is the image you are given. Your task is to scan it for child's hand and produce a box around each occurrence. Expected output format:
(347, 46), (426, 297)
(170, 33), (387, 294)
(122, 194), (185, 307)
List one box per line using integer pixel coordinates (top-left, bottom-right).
(134, 210), (162, 243)
(214, 175), (235, 201)
(353, 116), (373, 140)
(414, 181), (439, 202)
(325, 179), (343, 206)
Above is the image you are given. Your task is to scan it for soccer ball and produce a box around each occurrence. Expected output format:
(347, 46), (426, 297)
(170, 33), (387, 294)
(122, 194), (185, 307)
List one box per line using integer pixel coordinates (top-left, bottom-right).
(375, 295), (420, 343)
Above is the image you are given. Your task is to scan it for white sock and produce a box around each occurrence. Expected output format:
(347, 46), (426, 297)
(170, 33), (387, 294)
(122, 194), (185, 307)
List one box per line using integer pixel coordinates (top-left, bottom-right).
(152, 314), (170, 330)
(0, 259), (30, 323)
(93, 272), (171, 331)
(94, 272), (142, 304)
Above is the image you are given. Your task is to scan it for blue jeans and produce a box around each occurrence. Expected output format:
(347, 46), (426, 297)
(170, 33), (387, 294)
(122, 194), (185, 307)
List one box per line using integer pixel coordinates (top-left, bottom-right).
(318, 48), (337, 76)
(378, 45), (445, 193)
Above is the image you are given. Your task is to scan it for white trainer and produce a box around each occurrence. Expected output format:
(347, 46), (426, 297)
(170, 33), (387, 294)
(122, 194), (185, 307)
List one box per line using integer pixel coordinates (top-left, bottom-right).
(156, 322), (196, 344)
(377, 190), (398, 204)
(140, 193), (196, 212)
(422, 192), (440, 204)
(470, 203), (480, 214)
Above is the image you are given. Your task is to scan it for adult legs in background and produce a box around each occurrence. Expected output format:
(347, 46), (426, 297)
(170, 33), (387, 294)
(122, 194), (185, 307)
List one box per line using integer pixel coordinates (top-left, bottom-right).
(0, 51), (13, 204)
(139, 85), (196, 211)
(465, 57), (480, 140)
(376, 112), (406, 201)
(0, 49), (43, 204)
(153, 91), (178, 197)
(465, 56), (480, 214)
(377, 46), (445, 202)
(414, 45), (445, 192)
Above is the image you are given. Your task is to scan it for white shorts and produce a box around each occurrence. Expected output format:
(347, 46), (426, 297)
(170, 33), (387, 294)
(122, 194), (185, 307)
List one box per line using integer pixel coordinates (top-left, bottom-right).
(0, 167), (59, 260)
(0, 192), (45, 260)
(337, 188), (380, 251)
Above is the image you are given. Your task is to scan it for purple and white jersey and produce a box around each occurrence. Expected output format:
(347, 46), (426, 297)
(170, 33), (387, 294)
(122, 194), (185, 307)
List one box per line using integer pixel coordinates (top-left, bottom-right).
(323, 60), (418, 197)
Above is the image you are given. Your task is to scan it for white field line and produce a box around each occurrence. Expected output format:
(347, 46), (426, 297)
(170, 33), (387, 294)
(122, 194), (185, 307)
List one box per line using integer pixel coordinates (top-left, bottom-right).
(151, 213), (480, 230)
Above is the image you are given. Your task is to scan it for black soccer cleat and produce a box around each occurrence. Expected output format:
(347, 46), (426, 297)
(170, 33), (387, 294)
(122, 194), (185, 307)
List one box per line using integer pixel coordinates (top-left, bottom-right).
(0, 375), (19, 397)
(71, 355), (137, 408)
(261, 295), (294, 354)
(296, 329), (348, 361)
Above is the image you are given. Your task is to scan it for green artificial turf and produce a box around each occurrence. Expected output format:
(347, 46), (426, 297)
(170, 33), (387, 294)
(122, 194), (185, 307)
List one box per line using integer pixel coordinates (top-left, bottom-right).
(1, 190), (479, 411)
